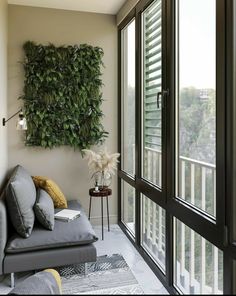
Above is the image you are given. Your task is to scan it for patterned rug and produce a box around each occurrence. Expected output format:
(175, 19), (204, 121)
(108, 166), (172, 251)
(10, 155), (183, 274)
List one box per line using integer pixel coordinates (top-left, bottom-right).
(56, 254), (144, 295)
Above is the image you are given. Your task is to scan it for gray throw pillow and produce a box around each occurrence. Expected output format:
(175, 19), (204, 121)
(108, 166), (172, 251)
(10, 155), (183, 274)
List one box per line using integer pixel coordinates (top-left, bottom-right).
(34, 189), (55, 230)
(6, 165), (36, 238)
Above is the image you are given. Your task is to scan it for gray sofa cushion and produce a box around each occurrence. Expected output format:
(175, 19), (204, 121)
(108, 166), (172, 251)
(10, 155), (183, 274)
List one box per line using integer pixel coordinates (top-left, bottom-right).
(34, 189), (55, 231)
(6, 201), (98, 254)
(5, 165), (36, 238)
(0, 195), (8, 275)
(9, 270), (60, 295)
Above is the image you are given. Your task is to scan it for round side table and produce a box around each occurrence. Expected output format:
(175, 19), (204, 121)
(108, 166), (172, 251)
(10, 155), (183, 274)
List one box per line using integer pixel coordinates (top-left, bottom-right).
(89, 187), (112, 240)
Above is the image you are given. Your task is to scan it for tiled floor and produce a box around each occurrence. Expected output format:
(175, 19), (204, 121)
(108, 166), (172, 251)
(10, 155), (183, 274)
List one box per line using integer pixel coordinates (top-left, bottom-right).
(93, 224), (168, 295)
(0, 224), (168, 295)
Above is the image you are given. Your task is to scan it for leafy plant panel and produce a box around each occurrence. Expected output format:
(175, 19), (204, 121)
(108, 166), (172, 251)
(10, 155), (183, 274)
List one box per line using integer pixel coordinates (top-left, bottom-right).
(22, 41), (108, 149)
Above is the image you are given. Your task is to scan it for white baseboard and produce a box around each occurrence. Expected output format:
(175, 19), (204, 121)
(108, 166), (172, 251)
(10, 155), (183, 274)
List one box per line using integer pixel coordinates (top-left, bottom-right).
(89, 214), (118, 226)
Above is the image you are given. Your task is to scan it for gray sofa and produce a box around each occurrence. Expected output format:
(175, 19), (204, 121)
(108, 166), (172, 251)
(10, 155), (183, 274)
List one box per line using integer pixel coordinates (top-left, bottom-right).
(0, 167), (98, 288)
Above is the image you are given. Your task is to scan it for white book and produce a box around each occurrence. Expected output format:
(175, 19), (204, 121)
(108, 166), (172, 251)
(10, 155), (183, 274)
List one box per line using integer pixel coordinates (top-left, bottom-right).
(55, 209), (81, 222)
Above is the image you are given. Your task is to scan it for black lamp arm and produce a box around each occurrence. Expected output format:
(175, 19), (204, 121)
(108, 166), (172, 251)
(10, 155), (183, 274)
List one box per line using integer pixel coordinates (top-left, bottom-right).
(2, 109), (23, 126)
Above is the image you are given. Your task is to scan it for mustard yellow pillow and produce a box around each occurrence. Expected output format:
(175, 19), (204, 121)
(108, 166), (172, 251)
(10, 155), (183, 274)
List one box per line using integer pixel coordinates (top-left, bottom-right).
(32, 176), (68, 208)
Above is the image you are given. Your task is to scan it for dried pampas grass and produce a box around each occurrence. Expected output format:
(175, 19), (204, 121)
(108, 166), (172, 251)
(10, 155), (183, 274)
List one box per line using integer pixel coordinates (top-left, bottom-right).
(83, 148), (120, 175)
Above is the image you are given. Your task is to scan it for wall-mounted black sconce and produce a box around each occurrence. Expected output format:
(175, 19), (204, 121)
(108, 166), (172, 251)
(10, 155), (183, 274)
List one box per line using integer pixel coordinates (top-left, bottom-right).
(2, 109), (27, 130)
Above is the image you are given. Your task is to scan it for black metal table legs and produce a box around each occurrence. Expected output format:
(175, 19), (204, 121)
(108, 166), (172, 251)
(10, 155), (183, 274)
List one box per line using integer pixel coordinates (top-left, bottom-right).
(106, 196), (110, 232)
(101, 196), (104, 240)
(88, 196), (92, 220)
(88, 195), (110, 240)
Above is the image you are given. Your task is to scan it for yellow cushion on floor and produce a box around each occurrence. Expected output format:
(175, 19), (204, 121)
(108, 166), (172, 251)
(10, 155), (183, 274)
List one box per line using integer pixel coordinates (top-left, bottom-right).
(44, 269), (62, 294)
(32, 176), (68, 208)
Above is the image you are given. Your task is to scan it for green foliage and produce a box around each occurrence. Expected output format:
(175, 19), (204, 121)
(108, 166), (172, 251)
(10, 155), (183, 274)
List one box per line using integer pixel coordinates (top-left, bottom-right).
(179, 87), (216, 164)
(21, 41), (108, 149)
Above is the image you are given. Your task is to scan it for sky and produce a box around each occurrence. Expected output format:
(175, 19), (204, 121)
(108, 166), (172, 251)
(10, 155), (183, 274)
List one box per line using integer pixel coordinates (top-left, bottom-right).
(127, 19), (135, 88)
(125, 0), (216, 90)
(179, 0), (216, 89)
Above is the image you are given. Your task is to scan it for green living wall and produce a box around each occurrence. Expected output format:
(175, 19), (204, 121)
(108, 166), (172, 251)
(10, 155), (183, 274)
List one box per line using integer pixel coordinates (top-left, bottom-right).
(21, 41), (108, 149)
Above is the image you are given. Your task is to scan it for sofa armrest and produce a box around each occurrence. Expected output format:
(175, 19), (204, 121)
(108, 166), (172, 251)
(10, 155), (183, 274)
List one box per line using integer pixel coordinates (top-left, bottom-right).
(9, 269), (61, 295)
(0, 198), (7, 275)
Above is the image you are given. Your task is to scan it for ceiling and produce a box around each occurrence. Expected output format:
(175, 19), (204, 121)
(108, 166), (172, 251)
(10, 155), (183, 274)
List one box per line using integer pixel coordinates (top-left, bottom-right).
(7, 0), (127, 15)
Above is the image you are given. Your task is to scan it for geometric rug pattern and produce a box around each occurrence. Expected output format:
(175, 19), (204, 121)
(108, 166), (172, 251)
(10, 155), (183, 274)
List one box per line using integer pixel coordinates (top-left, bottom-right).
(56, 254), (144, 294)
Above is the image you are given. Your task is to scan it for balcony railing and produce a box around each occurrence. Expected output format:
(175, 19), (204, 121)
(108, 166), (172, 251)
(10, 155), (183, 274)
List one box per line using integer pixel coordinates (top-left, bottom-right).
(141, 147), (222, 294)
(124, 146), (222, 294)
(144, 147), (216, 216)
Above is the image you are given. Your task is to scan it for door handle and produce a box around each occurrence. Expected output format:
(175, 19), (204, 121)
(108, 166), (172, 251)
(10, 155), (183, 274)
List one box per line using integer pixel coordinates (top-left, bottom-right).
(157, 89), (169, 109)
(157, 92), (162, 109)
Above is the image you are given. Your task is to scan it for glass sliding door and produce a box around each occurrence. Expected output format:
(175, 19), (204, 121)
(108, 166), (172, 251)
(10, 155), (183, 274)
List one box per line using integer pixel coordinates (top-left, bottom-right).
(173, 1), (224, 294)
(142, 0), (163, 188)
(141, 194), (166, 272)
(176, 0), (216, 216)
(121, 180), (136, 235)
(120, 18), (136, 235)
(140, 0), (166, 275)
(174, 219), (223, 294)
(121, 19), (136, 177)
(118, 0), (230, 294)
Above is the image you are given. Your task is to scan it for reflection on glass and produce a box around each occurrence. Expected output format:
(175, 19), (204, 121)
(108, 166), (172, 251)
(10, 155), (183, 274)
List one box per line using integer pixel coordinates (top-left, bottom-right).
(177, 0), (216, 216)
(141, 194), (166, 272)
(121, 19), (136, 176)
(121, 180), (135, 235)
(174, 219), (223, 294)
(142, 0), (162, 187)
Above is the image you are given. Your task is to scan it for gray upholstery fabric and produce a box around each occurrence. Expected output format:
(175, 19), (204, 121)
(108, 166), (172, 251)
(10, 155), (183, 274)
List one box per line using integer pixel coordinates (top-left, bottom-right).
(34, 189), (55, 231)
(0, 194), (7, 275)
(9, 271), (60, 295)
(6, 201), (98, 253)
(5, 165), (36, 238)
(4, 244), (96, 274)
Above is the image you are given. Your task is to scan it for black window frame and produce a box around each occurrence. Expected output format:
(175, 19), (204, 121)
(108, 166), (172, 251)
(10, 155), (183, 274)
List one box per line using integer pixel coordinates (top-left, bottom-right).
(118, 0), (236, 294)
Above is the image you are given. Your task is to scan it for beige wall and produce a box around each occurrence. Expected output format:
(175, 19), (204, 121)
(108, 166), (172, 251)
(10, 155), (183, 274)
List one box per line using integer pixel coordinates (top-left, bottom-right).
(0, 0), (8, 192)
(117, 0), (139, 25)
(8, 5), (118, 224)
